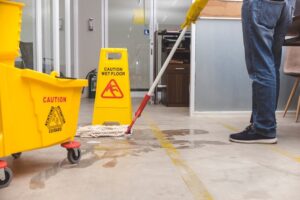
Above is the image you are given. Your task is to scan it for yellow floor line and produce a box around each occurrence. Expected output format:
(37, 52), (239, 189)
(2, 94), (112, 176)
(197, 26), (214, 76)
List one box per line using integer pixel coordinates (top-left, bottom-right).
(149, 123), (214, 200)
(219, 122), (239, 132)
(220, 122), (300, 164)
(268, 146), (300, 163)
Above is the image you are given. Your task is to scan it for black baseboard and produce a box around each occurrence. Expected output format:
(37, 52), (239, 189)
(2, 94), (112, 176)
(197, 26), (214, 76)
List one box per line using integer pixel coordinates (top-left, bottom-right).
(131, 88), (149, 92)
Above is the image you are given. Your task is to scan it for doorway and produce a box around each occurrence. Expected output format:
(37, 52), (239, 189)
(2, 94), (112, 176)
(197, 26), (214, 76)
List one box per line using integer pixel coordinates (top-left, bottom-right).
(106, 0), (152, 92)
(104, 0), (192, 106)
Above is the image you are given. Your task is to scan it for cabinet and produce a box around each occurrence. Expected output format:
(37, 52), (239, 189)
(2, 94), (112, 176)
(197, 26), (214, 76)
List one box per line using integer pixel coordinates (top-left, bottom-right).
(155, 30), (190, 107)
(161, 63), (190, 107)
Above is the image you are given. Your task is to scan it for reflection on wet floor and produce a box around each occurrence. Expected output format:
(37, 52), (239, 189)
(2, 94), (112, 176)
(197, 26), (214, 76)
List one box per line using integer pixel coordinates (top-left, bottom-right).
(29, 128), (228, 190)
(162, 129), (228, 149)
(163, 129), (209, 136)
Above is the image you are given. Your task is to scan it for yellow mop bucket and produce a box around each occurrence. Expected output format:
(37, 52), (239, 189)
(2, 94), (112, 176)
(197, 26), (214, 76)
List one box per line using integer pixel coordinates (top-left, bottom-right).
(0, 64), (87, 157)
(0, 64), (87, 188)
(0, 63), (87, 156)
(0, 0), (24, 66)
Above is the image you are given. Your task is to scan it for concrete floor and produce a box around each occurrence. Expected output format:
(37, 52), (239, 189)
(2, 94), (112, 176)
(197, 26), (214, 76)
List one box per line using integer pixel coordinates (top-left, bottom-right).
(0, 98), (299, 200)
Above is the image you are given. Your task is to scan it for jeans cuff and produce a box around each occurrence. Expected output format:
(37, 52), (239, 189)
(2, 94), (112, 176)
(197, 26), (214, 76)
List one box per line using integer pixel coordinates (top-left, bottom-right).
(254, 127), (277, 138)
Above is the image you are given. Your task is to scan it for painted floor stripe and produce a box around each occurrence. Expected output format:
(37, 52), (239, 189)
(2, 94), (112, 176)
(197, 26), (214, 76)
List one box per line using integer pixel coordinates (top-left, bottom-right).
(149, 124), (214, 200)
(219, 122), (239, 132)
(269, 146), (300, 163)
(220, 122), (300, 164)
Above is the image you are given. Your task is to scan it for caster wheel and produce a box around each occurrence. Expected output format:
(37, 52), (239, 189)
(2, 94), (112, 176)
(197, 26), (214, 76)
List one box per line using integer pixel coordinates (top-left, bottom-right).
(67, 148), (81, 164)
(0, 168), (13, 189)
(12, 153), (22, 160)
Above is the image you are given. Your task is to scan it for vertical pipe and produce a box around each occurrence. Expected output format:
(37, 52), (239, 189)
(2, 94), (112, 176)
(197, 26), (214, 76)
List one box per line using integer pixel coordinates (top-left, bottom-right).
(101, 0), (108, 48)
(65, 0), (71, 77)
(149, 0), (156, 92)
(190, 23), (196, 116)
(105, 0), (108, 47)
(36, 0), (43, 72)
(190, 0), (196, 116)
(52, 0), (60, 74)
(73, 0), (79, 78)
(101, 0), (105, 48)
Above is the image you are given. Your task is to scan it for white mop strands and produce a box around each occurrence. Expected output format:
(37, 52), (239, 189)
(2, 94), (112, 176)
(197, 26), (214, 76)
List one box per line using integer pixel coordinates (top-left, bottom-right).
(77, 125), (129, 138)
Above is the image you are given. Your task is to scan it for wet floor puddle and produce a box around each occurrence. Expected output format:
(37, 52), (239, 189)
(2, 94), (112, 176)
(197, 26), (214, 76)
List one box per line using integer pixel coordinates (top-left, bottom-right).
(162, 129), (228, 149)
(30, 128), (227, 189)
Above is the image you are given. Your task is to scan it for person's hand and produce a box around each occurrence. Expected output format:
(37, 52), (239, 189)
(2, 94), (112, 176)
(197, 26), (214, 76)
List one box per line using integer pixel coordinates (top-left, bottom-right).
(181, 0), (209, 29)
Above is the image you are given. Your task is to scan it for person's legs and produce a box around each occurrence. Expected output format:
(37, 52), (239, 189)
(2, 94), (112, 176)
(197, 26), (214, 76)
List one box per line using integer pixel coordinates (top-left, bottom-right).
(273, 3), (294, 110)
(230, 0), (294, 143)
(251, 0), (294, 125)
(247, 0), (285, 137)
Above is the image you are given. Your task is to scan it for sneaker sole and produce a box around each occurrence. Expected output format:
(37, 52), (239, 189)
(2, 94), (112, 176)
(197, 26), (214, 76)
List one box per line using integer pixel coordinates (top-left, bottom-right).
(229, 138), (278, 144)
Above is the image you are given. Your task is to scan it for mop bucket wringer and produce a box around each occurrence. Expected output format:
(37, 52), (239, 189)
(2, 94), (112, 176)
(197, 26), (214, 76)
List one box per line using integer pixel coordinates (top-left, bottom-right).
(0, 0), (23, 66)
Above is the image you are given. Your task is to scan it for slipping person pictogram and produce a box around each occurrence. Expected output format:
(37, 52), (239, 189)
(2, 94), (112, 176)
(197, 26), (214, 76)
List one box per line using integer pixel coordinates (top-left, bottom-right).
(101, 79), (124, 99)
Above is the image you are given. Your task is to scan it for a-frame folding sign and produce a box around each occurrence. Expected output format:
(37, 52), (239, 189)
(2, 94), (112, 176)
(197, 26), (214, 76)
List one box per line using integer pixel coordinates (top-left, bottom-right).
(92, 48), (132, 125)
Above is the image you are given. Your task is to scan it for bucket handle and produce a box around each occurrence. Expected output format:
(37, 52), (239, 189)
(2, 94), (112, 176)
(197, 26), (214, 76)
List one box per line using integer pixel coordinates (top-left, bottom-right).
(55, 76), (77, 80)
(50, 71), (78, 80)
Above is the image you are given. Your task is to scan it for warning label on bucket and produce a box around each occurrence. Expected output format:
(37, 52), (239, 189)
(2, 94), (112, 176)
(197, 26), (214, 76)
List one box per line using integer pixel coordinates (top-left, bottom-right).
(45, 106), (66, 133)
(43, 97), (67, 103)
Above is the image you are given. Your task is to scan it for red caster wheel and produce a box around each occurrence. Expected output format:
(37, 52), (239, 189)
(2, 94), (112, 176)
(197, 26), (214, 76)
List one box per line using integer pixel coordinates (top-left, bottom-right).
(0, 161), (13, 189)
(61, 141), (81, 164)
(67, 148), (81, 164)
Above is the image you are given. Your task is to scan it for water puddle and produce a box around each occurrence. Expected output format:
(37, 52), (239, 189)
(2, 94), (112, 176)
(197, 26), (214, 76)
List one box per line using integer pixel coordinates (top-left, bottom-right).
(163, 129), (209, 136)
(162, 129), (228, 149)
(30, 130), (154, 189)
(29, 128), (224, 189)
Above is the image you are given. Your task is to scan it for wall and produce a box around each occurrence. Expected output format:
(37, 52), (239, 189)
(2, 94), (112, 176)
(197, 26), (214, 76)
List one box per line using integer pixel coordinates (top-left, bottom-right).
(77, 0), (102, 79)
(200, 0), (241, 18)
(194, 19), (299, 112)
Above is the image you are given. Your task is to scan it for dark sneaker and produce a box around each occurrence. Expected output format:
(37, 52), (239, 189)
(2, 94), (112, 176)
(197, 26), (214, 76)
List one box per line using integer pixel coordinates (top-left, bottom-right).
(229, 125), (277, 144)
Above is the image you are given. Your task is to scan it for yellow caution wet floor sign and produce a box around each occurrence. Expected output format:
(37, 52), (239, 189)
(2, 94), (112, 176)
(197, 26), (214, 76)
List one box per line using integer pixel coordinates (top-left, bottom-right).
(92, 48), (132, 125)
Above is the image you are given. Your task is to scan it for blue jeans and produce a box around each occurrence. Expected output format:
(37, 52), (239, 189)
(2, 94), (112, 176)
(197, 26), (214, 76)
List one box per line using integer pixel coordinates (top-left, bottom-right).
(242, 0), (295, 137)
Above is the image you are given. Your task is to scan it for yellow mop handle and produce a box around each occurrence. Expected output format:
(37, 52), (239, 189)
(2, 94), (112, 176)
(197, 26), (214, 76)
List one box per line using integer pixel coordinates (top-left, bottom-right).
(181, 0), (210, 29)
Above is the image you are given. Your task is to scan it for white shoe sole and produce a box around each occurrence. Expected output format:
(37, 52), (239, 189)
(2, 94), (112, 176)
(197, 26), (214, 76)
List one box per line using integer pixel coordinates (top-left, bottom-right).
(230, 138), (278, 144)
